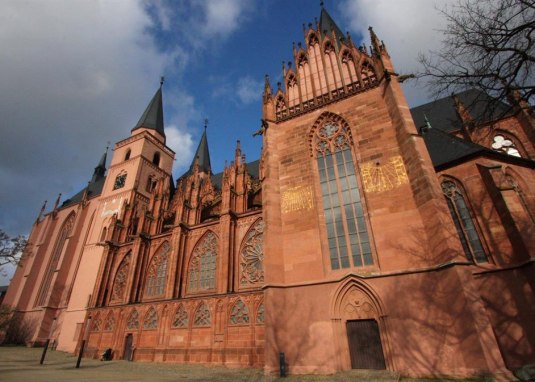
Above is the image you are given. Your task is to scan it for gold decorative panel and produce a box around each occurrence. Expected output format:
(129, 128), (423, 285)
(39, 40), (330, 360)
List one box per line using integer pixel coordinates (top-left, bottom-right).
(281, 185), (313, 213)
(361, 155), (409, 193)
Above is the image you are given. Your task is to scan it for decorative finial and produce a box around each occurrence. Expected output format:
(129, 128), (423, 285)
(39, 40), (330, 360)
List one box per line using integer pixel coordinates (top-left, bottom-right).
(204, 118), (208, 130)
(160, 76), (165, 87)
(106, 141), (110, 152)
(320, 1), (324, 8)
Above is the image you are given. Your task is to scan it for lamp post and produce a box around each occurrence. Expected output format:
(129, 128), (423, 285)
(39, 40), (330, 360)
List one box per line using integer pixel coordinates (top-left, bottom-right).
(39, 317), (56, 365)
(75, 315), (92, 368)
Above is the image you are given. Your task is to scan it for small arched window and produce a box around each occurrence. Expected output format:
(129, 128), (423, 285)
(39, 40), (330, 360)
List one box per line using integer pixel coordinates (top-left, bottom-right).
(442, 180), (487, 263)
(491, 133), (523, 157)
(152, 152), (161, 166)
(124, 149), (131, 161)
(111, 254), (131, 302)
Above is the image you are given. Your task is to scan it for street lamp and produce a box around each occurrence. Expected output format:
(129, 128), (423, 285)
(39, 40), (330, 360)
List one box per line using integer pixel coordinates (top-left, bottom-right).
(75, 315), (92, 368)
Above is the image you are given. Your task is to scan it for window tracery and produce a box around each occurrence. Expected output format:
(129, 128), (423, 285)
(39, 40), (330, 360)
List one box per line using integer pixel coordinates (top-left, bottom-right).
(91, 316), (102, 332)
(492, 134), (522, 157)
(172, 305), (189, 328)
(313, 115), (373, 269)
(256, 303), (264, 324)
(104, 313), (115, 331)
(193, 303), (211, 327)
(361, 62), (377, 86)
(126, 310), (139, 330)
(145, 242), (169, 297)
(240, 219), (264, 285)
(442, 180), (487, 263)
(111, 254), (130, 301)
(188, 232), (218, 293)
(143, 307), (158, 329)
(229, 300), (250, 325)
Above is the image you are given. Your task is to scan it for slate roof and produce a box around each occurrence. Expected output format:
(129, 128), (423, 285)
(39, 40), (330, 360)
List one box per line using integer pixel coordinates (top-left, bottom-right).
(132, 86), (165, 138)
(319, 7), (346, 48)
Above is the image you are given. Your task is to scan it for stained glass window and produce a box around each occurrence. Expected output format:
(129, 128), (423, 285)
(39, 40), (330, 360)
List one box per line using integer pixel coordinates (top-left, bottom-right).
(229, 300), (250, 325)
(143, 307), (158, 329)
(172, 305), (188, 328)
(145, 242), (170, 297)
(442, 180), (487, 263)
(112, 254), (130, 301)
(313, 117), (373, 269)
(240, 219), (264, 285)
(193, 303), (211, 327)
(188, 232), (217, 293)
(127, 310), (139, 330)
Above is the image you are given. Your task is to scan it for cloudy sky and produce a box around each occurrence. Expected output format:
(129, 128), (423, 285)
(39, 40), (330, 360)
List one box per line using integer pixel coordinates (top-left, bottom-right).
(0, 0), (456, 282)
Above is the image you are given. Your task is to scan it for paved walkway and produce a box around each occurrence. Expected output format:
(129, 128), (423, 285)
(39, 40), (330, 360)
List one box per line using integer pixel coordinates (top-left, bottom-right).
(0, 346), (495, 382)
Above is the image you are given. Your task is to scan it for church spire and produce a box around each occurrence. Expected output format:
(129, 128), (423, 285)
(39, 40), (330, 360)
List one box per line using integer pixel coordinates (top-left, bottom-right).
(132, 80), (165, 140)
(319, 6), (345, 46)
(91, 145), (108, 183)
(189, 120), (212, 174)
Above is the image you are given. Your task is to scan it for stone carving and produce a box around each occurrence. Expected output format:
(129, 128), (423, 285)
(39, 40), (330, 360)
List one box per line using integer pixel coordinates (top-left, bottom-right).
(193, 303), (211, 327)
(342, 288), (376, 320)
(229, 299), (250, 325)
(126, 310), (139, 330)
(240, 219), (264, 285)
(104, 313), (115, 331)
(112, 254), (130, 301)
(143, 307), (158, 329)
(172, 305), (188, 328)
(256, 303), (264, 324)
(91, 316), (102, 332)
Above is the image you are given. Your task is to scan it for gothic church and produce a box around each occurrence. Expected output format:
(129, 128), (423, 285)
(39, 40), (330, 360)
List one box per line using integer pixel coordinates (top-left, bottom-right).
(4, 6), (535, 378)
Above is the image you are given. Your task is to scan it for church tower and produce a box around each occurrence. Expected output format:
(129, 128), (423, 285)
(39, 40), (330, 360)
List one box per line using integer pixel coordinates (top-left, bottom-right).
(54, 82), (175, 352)
(260, 5), (508, 376)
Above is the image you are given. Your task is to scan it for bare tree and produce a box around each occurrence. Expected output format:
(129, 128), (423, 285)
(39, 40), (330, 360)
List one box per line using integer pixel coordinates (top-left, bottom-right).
(419, 0), (535, 113)
(0, 229), (27, 270)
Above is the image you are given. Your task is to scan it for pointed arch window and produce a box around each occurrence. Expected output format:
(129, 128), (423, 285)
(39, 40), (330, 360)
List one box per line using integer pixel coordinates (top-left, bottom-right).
(145, 242), (170, 298)
(442, 180), (487, 263)
(313, 116), (373, 269)
(143, 307), (158, 329)
(188, 232), (217, 293)
(491, 133), (523, 157)
(240, 219), (264, 286)
(127, 310), (139, 330)
(193, 302), (211, 327)
(152, 152), (161, 166)
(172, 305), (189, 328)
(36, 213), (75, 306)
(256, 303), (264, 324)
(229, 299), (250, 325)
(111, 254), (130, 302)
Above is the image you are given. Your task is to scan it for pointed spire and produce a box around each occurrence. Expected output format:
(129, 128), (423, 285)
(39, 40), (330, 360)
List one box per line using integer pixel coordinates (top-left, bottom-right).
(36, 200), (47, 223)
(189, 121), (211, 174)
(319, 6), (345, 46)
(53, 193), (62, 211)
(368, 26), (382, 55)
(132, 81), (165, 139)
(91, 145), (108, 183)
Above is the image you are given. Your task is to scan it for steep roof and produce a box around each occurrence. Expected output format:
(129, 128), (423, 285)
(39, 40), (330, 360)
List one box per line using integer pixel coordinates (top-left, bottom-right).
(410, 88), (512, 133)
(132, 86), (165, 138)
(319, 7), (346, 47)
(190, 129), (211, 174)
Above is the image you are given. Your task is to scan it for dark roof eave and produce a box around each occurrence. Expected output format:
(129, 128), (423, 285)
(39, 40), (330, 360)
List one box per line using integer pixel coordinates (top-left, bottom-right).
(434, 150), (535, 172)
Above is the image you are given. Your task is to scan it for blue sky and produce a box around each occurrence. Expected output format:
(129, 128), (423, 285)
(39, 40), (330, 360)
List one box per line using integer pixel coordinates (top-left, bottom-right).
(0, 0), (457, 283)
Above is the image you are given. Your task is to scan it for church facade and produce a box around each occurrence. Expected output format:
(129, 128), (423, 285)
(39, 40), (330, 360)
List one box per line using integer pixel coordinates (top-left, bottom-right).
(3, 7), (535, 378)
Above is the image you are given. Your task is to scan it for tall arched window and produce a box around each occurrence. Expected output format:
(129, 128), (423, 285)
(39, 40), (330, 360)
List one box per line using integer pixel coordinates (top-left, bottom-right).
(442, 180), (487, 263)
(239, 219), (264, 286)
(188, 232), (217, 293)
(145, 242), (170, 297)
(152, 152), (161, 166)
(111, 253), (131, 302)
(312, 114), (373, 269)
(36, 212), (75, 306)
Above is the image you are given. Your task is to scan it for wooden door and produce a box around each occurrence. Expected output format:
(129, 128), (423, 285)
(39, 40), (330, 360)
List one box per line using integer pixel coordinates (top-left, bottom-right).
(123, 334), (133, 361)
(346, 319), (386, 369)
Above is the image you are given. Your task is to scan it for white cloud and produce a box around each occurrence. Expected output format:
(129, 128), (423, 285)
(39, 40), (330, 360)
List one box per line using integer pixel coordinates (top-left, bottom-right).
(200, 0), (253, 38)
(339, 0), (457, 106)
(236, 76), (263, 105)
(166, 126), (194, 170)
